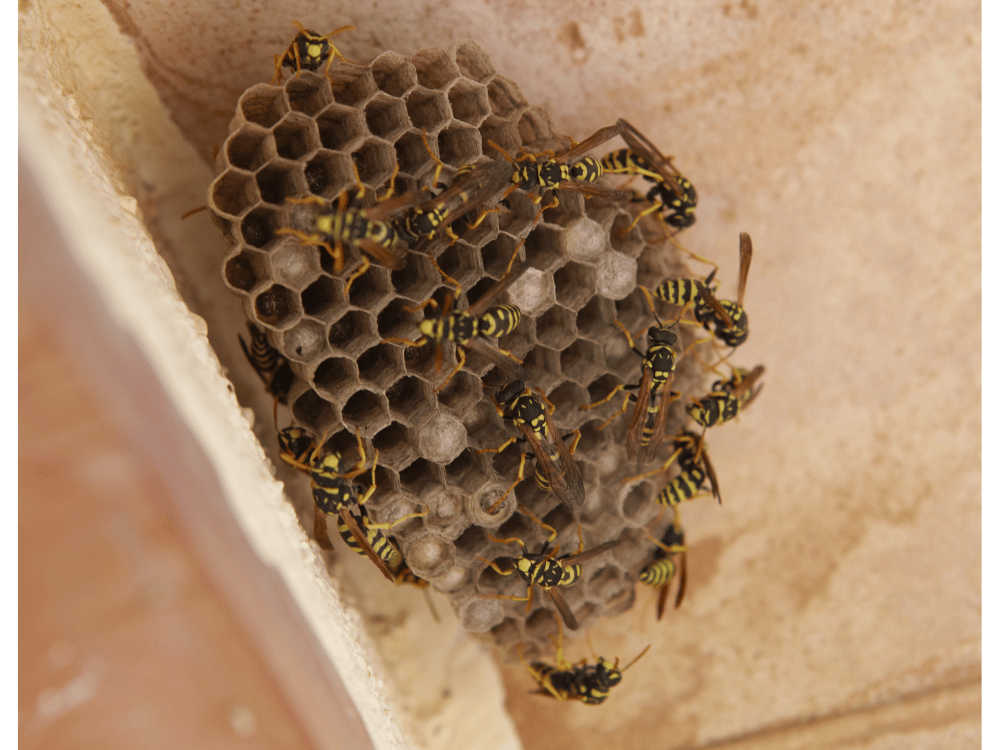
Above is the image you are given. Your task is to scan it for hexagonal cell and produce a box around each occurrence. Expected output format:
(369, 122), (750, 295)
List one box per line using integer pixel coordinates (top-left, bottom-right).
(406, 88), (450, 131)
(253, 284), (298, 328)
(480, 233), (522, 279)
(516, 108), (558, 149)
(224, 248), (266, 293)
(304, 150), (354, 197)
(280, 319), (328, 363)
(609, 211), (649, 257)
(445, 447), (496, 496)
(576, 295), (616, 342)
(521, 224), (565, 273)
(437, 124), (481, 166)
(299, 275), (345, 319)
(239, 85), (288, 128)
(357, 343), (405, 389)
(385, 375), (435, 425)
(435, 369), (483, 416)
(271, 240), (322, 290)
(416, 412), (467, 464)
(273, 115), (320, 161)
(622, 481), (656, 522)
(560, 339), (605, 385)
(393, 130), (437, 178)
(376, 298), (421, 343)
(364, 93), (408, 140)
(316, 105), (366, 152)
(614, 286), (653, 332)
(534, 304), (577, 351)
(419, 482), (469, 539)
(507, 267), (557, 319)
(446, 78), (490, 127)
(437, 243), (483, 292)
(372, 52), (418, 97)
(546, 381), (588, 429)
(285, 74), (334, 116)
(312, 356), (358, 403)
(372, 421), (417, 471)
(401, 531), (455, 579)
(291, 387), (339, 436)
(328, 66), (378, 106)
(453, 40), (496, 83)
(520, 345), (562, 392)
(399, 457), (445, 496)
(486, 77), (526, 120)
(346, 264), (392, 311)
(211, 169), (260, 218)
(327, 309), (378, 356)
(256, 162), (306, 206)
(479, 114), (520, 156)
(340, 389), (390, 433)
(562, 217), (609, 264)
(351, 139), (397, 187)
(576, 417), (611, 457)
(225, 127), (275, 171)
(411, 48), (460, 89)
(459, 596), (504, 634)
(388, 252), (439, 304)
(540, 190), (584, 229)
(552, 262), (596, 311)
(596, 251), (638, 300)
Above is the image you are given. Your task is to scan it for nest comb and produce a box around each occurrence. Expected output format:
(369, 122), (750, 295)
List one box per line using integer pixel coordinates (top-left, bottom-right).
(209, 40), (710, 663)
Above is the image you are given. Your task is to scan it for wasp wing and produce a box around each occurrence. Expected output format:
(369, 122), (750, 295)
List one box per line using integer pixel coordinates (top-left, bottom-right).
(557, 181), (636, 203)
(338, 507), (396, 581)
(561, 539), (621, 565)
(541, 408), (585, 510)
(462, 338), (527, 383)
(626, 365), (655, 463)
(355, 237), (407, 271)
(639, 377), (677, 465)
(465, 263), (528, 318)
(694, 281), (735, 329)
(546, 587), (580, 631)
(551, 123), (623, 165)
(617, 118), (687, 199)
(313, 506), (335, 550)
(737, 232), (753, 307)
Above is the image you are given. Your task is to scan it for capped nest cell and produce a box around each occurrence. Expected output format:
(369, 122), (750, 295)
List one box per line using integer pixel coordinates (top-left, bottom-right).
(210, 40), (712, 662)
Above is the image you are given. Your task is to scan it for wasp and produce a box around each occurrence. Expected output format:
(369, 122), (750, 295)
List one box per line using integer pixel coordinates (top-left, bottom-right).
(655, 232), (754, 349)
(238, 322), (294, 405)
(520, 618), (650, 705)
(478, 380), (585, 513)
(601, 118), (697, 234)
(580, 287), (688, 464)
(478, 508), (619, 630)
(278, 163), (418, 297)
(640, 516), (688, 618)
(272, 21), (355, 84)
(384, 267), (526, 393)
(624, 431), (722, 506)
(487, 124), (634, 214)
(278, 427), (397, 580)
(687, 364), (765, 430)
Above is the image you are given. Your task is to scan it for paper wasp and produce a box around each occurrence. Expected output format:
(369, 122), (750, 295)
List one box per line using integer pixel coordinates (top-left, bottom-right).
(579, 287), (688, 464)
(640, 516), (688, 618)
(277, 164), (416, 297)
(601, 118), (697, 234)
(478, 380), (585, 513)
(655, 233), (753, 349)
(278, 426), (397, 580)
(238, 322), (294, 405)
(478, 507), (619, 630)
(272, 21), (355, 84)
(487, 123), (633, 213)
(520, 617), (650, 705)
(687, 364), (765, 430)
(384, 267), (526, 393)
(624, 431), (721, 506)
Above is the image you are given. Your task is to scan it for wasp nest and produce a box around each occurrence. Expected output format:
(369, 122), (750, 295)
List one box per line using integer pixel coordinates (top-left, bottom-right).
(210, 40), (709, 662)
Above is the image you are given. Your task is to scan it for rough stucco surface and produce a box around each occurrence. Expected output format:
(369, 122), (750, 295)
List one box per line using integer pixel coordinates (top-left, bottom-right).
(23, 0), (979, 748)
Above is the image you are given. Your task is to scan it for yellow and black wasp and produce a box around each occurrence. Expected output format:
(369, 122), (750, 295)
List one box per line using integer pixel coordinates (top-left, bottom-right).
(238, 322), (295, 405)
(687, 364), (765, 430)
(272, 21), (355, 84)
(478, 508), (619, 630)
(394, 155), (514, 247)
(624, 430), (722, 506)
(579, 287), (687, 464)
(384, 267), (526, 393)
(655, 232), (754, 349)
(601, 118), (697, 234)
(488, 123), (634, 214)
(278, 426), (398, 581)
(478, 380), (585, 513)
(278, 163), (419, 297)
(639, 516), (688, 618)
(520, 618), (650, 705)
